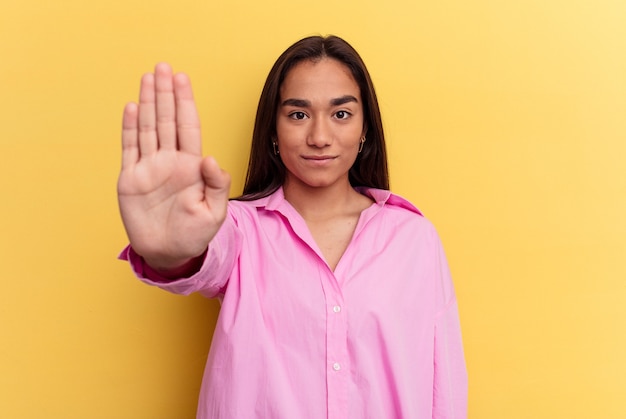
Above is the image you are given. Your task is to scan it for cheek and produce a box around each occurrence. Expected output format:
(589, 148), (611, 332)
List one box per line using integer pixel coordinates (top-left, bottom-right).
(344, 126), (365, 146)
(275, 120), (299, 144)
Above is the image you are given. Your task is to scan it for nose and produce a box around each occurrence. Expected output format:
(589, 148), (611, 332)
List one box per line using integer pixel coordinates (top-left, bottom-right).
(307, 117), (332, 148)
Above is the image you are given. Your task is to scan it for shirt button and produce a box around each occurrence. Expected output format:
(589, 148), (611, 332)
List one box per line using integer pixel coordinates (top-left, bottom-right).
(333, 362), (341, 371)
(333, 305), (341, 313)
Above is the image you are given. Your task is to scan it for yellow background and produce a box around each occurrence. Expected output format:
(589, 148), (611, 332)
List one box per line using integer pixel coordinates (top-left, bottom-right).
(1, 0), (625, 417)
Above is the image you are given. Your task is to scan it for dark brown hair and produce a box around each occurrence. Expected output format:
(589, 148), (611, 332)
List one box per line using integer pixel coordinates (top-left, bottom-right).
(236, 35), (389, 200)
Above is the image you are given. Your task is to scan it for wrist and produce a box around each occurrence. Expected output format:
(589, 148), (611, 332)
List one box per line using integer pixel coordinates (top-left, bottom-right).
(142, 248), (207, 280)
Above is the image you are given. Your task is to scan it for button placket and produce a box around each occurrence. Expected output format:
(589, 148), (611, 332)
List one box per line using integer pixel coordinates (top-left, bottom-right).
(320, 270), (349, 418)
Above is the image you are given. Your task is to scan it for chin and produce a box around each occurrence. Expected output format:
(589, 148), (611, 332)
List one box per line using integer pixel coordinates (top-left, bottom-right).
(285, 169), (350, 191)
(301, 177), (345, 190)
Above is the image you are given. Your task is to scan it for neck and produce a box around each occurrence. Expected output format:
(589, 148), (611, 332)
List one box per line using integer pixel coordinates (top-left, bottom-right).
(283, 178), (365, 221)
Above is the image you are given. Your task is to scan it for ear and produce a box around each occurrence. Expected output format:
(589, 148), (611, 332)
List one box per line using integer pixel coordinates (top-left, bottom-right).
(361, 123), (368, 138)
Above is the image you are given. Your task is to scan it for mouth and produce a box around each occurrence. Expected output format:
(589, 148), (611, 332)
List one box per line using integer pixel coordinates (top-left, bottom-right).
(301, 155), (337, 166)
(302, 155), (337, 161)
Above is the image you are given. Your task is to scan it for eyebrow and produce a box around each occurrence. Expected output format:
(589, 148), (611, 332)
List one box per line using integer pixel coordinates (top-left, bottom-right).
(281, 95), (359, 108)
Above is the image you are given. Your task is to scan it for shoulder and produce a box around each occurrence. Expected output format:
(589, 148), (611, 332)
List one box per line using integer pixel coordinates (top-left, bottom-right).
(359, 187), (425, 219)
(358, 187), (423, 215)
(360, 187), (440, 236)
(226, 198), (262, 225)
(226, 188), (286, 224)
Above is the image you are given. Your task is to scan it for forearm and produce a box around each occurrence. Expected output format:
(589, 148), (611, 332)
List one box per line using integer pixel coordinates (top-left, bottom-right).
(119, 214), (241, 297)
(142, 249), (208, 281)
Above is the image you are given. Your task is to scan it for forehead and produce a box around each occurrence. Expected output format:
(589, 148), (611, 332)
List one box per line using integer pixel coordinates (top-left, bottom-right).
(280, 58), (360, 99)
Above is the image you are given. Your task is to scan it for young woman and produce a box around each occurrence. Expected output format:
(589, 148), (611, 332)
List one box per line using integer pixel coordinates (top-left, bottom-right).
(118, 35), (467, 418)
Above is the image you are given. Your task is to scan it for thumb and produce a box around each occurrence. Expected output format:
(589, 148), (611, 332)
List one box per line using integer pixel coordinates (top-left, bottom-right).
(201, 156), (231, 195)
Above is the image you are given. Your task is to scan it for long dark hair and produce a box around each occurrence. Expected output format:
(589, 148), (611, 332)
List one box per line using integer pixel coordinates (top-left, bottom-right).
(236, 35), (389, 201)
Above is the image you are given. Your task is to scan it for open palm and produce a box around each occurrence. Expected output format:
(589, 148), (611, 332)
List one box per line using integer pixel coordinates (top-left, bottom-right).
(117, 63), (230, 270)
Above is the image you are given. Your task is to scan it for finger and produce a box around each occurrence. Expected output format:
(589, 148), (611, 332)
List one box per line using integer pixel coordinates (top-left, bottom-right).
(201, 156), (231, 210)
(154, 63), (177, 150)
(121, 102), (139, 168)
(174, 72), (202, 155)
(138, 73), (158, 157)
(201, 156), (231, 193)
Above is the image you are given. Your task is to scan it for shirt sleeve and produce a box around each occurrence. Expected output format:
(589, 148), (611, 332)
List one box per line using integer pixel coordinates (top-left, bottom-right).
(118, 214), (242, 299)
(432, 233), (468, 419)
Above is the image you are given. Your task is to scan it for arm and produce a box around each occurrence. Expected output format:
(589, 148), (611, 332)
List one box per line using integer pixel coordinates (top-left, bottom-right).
(433, 230), (468, 419)
(119, 213), (242, 297)
(117, 63), (231, 278)
(433, 298), (468, 419)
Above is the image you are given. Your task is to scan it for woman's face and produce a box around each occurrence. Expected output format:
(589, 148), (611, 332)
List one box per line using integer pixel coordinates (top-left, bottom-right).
(276, 58), (366, 192)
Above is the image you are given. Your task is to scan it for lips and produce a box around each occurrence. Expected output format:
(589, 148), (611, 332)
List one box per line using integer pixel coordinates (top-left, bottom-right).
(301, 155), (337, 167)
(302, 155), (336, 160)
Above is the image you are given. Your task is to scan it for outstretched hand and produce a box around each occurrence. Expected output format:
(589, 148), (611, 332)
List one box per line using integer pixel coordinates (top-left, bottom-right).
(117, 63), (231, 271)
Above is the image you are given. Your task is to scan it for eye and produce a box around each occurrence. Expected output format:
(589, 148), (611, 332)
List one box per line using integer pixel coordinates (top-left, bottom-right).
(334, 110), (352, 120)
(289, 111), (308, 120)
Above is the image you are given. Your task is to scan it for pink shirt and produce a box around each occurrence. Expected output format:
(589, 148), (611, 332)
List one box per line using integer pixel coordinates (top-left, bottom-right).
(121, 187), (467, 418)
